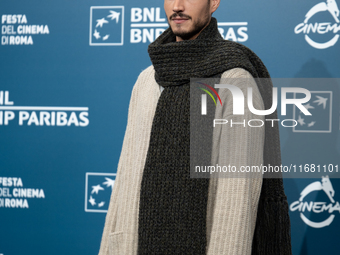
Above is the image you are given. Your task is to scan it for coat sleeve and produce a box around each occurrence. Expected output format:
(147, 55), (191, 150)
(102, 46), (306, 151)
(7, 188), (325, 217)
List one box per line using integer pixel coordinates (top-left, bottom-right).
(206, 68), (265, 255)
(98, 72), (143, 255)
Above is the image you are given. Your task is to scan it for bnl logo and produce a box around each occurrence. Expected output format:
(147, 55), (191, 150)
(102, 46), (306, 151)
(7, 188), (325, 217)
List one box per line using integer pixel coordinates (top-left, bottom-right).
(85, 172), (116, 213)
(293, 91), (333, 133)
(89, 6), (124, 46)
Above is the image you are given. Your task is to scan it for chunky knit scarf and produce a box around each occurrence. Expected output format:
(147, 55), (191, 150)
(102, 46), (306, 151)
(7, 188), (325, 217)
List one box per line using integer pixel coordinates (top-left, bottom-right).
(138, 17), (292, 255)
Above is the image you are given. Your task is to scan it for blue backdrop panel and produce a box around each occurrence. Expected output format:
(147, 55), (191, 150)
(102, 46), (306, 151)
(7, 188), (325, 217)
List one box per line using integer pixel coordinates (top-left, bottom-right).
(0, 0), (339, 254)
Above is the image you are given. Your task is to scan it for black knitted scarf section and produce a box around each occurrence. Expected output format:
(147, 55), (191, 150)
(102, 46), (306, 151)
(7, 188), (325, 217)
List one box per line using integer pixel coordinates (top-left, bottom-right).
(138, 17), (292, 255)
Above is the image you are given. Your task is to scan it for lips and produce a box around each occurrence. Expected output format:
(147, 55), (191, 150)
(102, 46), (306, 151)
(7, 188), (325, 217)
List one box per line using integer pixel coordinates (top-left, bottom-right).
(172, 18), (188, 24)
(170, 13), (191, 24)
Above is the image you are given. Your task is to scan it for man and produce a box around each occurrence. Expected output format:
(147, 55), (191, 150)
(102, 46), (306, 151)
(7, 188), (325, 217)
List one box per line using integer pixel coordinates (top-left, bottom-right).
(99, 0), (292, 254)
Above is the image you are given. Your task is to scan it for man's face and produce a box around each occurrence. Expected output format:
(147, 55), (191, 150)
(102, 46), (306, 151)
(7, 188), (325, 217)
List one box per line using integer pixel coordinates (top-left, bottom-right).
(164, 0), (219, 41)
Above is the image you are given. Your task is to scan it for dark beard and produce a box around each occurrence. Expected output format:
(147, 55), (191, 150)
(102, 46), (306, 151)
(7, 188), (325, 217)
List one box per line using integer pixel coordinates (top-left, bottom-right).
(168, 1), (211, 41)
(172, 16), (210, 40)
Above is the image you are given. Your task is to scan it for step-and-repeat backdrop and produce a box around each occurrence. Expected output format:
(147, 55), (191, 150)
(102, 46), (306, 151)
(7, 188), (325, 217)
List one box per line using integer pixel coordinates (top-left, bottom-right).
(1, 0), (339, 254)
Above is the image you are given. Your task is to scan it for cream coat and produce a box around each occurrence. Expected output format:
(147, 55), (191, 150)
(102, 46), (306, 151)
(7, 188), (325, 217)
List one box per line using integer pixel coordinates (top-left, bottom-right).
(98, 66), (265, 255)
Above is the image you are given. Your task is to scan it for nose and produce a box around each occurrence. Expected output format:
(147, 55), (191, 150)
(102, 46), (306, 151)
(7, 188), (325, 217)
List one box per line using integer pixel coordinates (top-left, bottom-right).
(173, 0), (185, 13)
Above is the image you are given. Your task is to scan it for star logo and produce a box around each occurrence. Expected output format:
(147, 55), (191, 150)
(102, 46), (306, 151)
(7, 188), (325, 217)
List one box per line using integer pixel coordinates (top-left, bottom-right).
(103, 177), (115, 189)
(293, 91), (332, 133)
(91, 184), (104, 194)
(313, 96), (328, 109)
(93, 29), (100, 39)
(307, 121), (316, 127)
(89, 196), (96, 206)
(89, 6), (124, 46)
(96, 18), (108, 28)
(85, 172), (116, 213)
(297, 115), (305, 126)
(300, 103), (314, 113)
(107, 10), (120, 23)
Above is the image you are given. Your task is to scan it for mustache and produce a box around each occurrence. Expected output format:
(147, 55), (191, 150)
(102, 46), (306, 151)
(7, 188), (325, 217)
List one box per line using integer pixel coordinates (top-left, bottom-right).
(170, 13), (191, 20)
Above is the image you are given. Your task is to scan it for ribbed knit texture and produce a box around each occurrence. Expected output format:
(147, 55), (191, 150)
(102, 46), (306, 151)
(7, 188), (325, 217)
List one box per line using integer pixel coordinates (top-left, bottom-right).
(97, 66), (290, 255)
(98, 66), (268, 255)
(138, 17), (292, 255)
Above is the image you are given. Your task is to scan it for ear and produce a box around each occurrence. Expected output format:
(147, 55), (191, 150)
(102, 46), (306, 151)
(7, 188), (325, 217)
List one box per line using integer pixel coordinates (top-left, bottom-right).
(210, 0), (221, 14)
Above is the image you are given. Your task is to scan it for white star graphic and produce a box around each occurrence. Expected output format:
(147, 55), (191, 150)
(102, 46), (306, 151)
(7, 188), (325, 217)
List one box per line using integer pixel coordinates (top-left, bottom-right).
(96, 17), (108, 28)
(297, 115), (305, 126)
(313, 96), (328, 109)
(98, 201), (105, 208)
(107, 10), (120, 23)
(308, 121), (316, 127)
(103, 177), (115, 189)
(91, 184), (104, 194)
(103, 34), (110, 41)
(89, 196), (96, 206)
(93, 29), (100, 39)
(300, 103), (314, 113)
